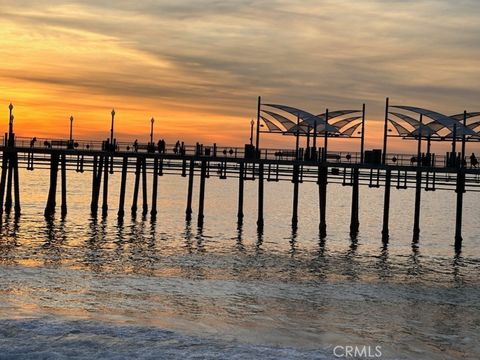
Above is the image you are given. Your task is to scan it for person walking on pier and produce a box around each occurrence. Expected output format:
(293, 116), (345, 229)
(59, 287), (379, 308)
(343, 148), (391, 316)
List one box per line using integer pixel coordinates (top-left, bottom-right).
(157, 139), (165, 153)
(133, 139), (138, 152)
(470, 153), (478, 168)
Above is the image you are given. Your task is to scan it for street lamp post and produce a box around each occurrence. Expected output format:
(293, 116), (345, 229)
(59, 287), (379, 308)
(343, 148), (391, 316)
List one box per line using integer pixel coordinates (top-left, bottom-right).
(8, 103), (14, 147)
(255, 96), (261, 158)
(110, 109), (115, 147)
(69, 116), (74, 142)
(250, 119), (254, 145)
(150, 117), (155, 144)
(8, 103), (13, 136)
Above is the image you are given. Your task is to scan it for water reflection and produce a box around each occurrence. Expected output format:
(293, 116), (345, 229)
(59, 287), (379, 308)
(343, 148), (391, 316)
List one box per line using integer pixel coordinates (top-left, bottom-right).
(42, 216), (67, 267)
(376, 244), (392, 280)
(342, 237), (360, 281)
(85, 216), (108, 273)
(0, 213), (19, 266)
(407, 245), (422, 277)
(0, 203), (477, 286)
(235, 223), (245, 253)
(255, 229), (263, 255)
(183, 221), (194, 254)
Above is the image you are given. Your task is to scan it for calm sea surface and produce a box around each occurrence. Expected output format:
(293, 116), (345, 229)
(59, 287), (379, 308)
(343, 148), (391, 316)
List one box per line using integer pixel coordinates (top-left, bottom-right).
(0, 169), (479, 359)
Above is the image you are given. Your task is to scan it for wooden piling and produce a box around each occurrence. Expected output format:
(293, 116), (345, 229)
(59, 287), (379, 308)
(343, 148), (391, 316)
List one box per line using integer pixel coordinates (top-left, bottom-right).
(90, 155), (98, 212)
(131, 157), (141, 216)
(197, 160), (207, 226)
(117, 156), (128, 218)
(142, 157), (148, 216)
(186, 159), (195, 221)
(151, 156), (159, 217)
(60, 154), (67, 217)
(102, 156), (109, 216)
(44, 152), (59, 216)
(382, 168), (392, 242)
(318, 165), (327, 238)
(237, 162), (245, 223)
(12, 153), (20, 215)
(91, 156), (103, 215)
(0, 154), (8, 215)
(257, 162), (264, 229)
(454, 169), (465, 251)
(5, 153), (13, 213)
(349, 167), (359, 237)
(292, 163), (300, 228)
(412, 169), (422, 242)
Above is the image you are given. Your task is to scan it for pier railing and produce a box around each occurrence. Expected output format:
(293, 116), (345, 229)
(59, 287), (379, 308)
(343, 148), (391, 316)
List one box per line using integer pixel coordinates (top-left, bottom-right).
(6, 136), (459, 169)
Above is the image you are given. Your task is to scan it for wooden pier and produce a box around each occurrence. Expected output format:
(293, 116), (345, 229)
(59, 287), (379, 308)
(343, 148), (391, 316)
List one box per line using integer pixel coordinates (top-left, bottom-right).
(2, 100), (480, 253)
(1, 135), (478, 253)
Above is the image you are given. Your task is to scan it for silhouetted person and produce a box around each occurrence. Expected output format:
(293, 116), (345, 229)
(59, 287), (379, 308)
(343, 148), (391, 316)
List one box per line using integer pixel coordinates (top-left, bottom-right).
(133, 139), (138, 152)
(470, 153), (478, 168)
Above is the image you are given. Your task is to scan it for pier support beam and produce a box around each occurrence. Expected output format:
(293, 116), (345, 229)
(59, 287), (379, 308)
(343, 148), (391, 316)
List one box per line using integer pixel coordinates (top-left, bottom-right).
(454, 169), (465, 251)
(90, 155), (98, 213)
(382, 169), (392, 243)
(197, 160), (207, 227)
(12, 152), (20, 215)
(186, 160), (195, 221)
(44, 153), (59, 217)
(102, 156), (109, 217)
(151, 157), (159, 218)
(60, 154), (67, 217)
(257, 162), (264, 230)
(90, 156), (103, 215)
(318, 165), (327, 238)
(292, 163), (300, 229)
(5, 152), (13, 213)
(237, 162), (244, 224)
(118, 156), (128, 219)
(412, 169), (422, 242)
(0, 154), (8, 215)
(131, 157), (141, 216)
(349, 168), (359, 238)
(142, 157), (148, 216)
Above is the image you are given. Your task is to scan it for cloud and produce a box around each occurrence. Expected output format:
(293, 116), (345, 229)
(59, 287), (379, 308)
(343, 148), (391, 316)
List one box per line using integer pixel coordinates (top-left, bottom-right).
(0, 0), (479, 146)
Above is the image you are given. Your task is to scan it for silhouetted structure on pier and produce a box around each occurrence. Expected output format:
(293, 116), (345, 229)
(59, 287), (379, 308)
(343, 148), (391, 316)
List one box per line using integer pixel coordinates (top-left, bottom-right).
(2, 99), (480, 253)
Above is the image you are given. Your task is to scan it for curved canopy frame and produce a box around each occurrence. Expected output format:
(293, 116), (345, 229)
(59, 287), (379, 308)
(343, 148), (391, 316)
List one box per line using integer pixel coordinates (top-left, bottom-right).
(391, 105), (478, 137)
(260, 104), (363, 138)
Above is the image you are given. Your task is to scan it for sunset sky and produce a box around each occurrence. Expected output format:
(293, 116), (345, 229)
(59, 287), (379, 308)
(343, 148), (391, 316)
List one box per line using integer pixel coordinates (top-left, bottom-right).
(1, 0), (480, 152)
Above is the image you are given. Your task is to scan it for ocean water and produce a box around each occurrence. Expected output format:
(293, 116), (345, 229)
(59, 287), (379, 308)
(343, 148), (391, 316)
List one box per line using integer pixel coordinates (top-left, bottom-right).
(0, 168), (479, 359)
